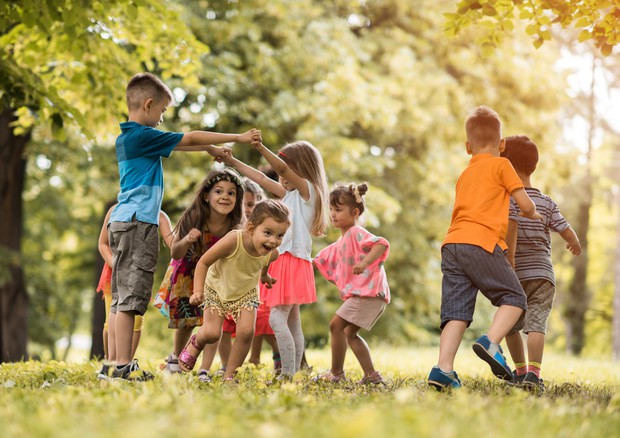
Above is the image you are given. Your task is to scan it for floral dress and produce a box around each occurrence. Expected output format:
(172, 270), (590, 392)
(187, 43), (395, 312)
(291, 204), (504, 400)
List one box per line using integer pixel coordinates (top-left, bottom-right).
(154, 229), (220, 328)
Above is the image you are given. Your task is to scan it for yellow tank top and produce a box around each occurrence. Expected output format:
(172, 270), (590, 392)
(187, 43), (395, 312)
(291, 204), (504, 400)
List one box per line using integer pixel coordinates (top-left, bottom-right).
(205, 230), (271, 302)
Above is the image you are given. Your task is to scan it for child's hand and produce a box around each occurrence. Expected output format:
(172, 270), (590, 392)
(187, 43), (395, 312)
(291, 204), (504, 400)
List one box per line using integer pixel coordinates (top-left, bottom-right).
(237, 128), (261, 144)
(209, 146), (232, 162)
(189, 293), (204, 306)
(186, 228), (201, 243)
(566, 241), (582, 256)
(520, 210), (543, 221)
(261, 274), (277, 288)
(353, 262), (368, 275)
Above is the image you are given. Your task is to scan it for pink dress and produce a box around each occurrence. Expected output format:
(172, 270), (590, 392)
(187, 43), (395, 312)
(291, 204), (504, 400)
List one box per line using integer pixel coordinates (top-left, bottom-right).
(313, 225), (390, 303)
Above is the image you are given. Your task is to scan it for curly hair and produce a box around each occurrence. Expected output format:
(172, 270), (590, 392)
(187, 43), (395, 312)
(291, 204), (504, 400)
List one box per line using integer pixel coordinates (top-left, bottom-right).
(329, 182), (368, 215)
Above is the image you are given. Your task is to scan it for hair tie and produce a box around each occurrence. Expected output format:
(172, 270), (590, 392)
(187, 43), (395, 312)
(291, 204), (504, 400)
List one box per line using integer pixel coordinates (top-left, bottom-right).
(349, 184), (362, 204)
(278, 151), (288, 159)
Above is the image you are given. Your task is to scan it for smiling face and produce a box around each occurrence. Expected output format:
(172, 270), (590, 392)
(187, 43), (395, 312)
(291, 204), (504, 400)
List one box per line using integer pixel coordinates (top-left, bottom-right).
(249, 217), (289, 256)
(206, 181), (238, 216)
(329, 203), (359, 233)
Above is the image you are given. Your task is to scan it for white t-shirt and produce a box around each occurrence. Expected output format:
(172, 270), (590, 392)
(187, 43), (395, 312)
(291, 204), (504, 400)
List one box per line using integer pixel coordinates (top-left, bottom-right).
(278, 180), (316, 262)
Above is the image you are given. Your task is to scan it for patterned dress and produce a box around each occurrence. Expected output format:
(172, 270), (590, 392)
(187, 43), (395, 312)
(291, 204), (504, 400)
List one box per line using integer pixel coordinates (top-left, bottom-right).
(154, 229), (220, 328)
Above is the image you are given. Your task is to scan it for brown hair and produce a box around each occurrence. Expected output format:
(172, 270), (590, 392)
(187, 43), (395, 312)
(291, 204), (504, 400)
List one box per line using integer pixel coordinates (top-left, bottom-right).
(247, 199), (291, 228)
(329, 182), (368, 215)
(278, 141), (329, 236)
(502, 135), (539, 176)
(126, 73), (174, 112)
(174, 168), (244, 257)
(465, 105), (502, 149)
(243, 178), (265, 202)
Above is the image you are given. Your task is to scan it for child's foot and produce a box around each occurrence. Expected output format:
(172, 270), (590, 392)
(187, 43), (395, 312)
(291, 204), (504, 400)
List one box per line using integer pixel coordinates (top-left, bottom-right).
(472, 335), (512, 381)
(312, 370), (346, 383)
(522, 372), (545, 393)
(273, 352), (282, 374)
(112, 360), (154, 381)
(178, 335), (201, 372)
(357, 370), (385, 385)
(163, 353), (181, 374)
(509, 370), (527, 386)
(427, 366), (462, 391)
(197, 369), (212, 383)
(215, 365), (226, 377)
(97, 363), (111, 380)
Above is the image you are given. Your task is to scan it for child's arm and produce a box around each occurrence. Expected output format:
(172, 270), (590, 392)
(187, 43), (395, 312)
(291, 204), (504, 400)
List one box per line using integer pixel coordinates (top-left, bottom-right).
(353, 243), (388, 275)
(505, 219), (518, 269)
(177, 129), (259, 149)
(98, 205), (115, 268)
(260, 249), (280, 288)
(170, 228), (202, 260)
(190, 232), (237, 306)
(251, 139), (311, 200)
(559, 226), (582, 255)
(510, 188), (542, 220)
(158, 211), (175, 249)
(221, 154), (286, 198)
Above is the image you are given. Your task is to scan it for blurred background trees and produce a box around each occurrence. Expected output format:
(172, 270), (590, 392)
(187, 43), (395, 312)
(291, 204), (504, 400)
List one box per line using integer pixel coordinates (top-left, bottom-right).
(1, 0), (618, 362)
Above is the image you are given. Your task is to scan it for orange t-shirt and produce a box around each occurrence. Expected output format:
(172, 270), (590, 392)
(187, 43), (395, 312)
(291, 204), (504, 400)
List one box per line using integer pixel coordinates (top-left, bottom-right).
(443, 154), (523, 253)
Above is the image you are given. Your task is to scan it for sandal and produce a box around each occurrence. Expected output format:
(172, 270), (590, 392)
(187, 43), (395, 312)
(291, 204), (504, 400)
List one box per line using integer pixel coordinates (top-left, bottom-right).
(197, 369), (212, 383)
(357, 370), (385, 385)
(312, 370), (346, 383)
(178, 335), (201, 372)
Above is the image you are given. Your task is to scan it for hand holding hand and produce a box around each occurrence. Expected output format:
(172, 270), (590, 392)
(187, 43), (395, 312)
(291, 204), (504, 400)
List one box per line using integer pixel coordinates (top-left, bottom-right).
(238, 128), (261, 144)
(261, 274), (277, 289)
(210, 146), (232, 162)
(186, 228), (201, 244)
(189, 293), (204, 306)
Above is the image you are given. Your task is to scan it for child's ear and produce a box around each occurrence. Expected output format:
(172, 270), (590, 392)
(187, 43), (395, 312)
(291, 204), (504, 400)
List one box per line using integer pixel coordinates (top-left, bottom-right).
(353, 208), (361, 219)
(246, 222), (256, 233)
(499, 138), (506, 153)
(144, 98), (154, 112)
(465, 141), (473, 155)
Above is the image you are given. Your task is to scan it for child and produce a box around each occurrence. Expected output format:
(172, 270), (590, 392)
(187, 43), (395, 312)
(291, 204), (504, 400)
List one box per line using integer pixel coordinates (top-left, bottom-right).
(314, 183), (390, 384)
(222, 139), (329, 379)
(501, 135), (581, 390)
(427, 105), (541, 390)
(154, 168), (244, 382)
(108, 72), (258, 380)
(177, 199), (291, 381)
(96, 204), (174, 379)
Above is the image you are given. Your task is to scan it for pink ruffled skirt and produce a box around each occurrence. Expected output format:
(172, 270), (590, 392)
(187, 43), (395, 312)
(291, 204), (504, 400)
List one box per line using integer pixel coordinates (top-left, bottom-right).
(261, 253), (316, 307)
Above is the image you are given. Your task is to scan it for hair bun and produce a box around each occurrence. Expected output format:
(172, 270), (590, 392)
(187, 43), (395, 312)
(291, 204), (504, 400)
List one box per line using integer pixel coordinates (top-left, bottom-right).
(356, 183), (368, 197)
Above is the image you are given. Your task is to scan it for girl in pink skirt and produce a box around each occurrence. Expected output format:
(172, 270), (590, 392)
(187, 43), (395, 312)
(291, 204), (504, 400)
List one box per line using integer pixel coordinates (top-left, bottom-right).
(223, 138), (329, 379)
(313, 183), (390, 385)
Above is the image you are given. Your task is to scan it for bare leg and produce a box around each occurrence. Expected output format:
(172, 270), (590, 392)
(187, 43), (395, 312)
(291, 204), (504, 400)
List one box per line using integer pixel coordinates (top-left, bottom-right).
(329, 315), (349, 374)
(505, 332), (526, 365)
(224, 308), (256, 380)
(527, 331), (545, 367)
(115, 310), (135, 365)
(173, 326), (194, 357)
(103, 328), (109, 361)
(183, 309), (223, 361)
(487, 305), (523, 344)
(108, 312), (117, 363)
(344, 324), (376, 377)
(249, 335), (263, 365)
(199, 341), (220, 372)
(436, 320), (468, 372)
(218, 332), (233, 369)
(131, 331), (141, 359)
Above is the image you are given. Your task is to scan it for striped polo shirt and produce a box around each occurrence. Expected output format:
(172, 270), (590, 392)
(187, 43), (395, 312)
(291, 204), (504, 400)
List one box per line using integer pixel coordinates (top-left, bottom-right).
(509, 187), (569, 285)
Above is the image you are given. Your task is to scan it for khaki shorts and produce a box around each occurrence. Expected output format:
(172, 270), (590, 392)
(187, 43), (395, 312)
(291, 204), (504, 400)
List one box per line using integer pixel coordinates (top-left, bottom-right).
(108, 220), (159, 316)
(508, 279), (555, 335)
(103, 293), (144, 331)
(336, 296), (386, 331)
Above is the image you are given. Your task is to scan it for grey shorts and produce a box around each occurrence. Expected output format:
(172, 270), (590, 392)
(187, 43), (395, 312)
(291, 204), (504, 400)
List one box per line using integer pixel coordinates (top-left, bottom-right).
(508, 279), (555, 335)
(109, 220), (159, 315)
(336, 296), (386, 331)
(440, 244), (526, 329)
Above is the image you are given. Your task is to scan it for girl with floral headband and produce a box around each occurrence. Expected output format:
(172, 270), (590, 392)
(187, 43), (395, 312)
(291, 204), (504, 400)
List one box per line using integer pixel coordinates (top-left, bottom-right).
(313, 183), (390, 385)
(155, 167), (244, 381)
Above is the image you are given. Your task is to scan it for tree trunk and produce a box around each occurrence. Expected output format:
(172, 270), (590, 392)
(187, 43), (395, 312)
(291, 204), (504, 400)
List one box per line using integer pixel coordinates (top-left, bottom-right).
(0, 106), (31, 362)
(614, 178), (620, 361)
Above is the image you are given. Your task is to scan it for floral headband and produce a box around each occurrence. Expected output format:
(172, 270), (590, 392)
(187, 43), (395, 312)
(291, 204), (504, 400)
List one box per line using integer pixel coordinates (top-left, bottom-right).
(348, 183), (363, 204)
(205, 173), (242, 192)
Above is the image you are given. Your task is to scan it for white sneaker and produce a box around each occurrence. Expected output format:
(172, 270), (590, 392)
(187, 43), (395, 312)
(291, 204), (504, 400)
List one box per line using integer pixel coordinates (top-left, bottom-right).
(164, 354), (181, 374)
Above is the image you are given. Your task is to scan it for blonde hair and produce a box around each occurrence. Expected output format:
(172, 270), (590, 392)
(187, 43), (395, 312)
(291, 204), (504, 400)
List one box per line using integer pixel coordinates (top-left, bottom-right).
(279, 141), (329, 236)
(465, 105), (502, 148)
(126, 73), (174, 112)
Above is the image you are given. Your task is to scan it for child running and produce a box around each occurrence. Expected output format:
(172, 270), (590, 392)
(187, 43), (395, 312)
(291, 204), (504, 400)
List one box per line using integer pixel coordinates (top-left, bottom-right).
(96, 204), (174, 379)
(314, 183), (390, 384)
(178, 199), (291, 381)
(154, 168), (244, 382)
(108, 72), (256, 380)
(427, 105), (541, 390)
(501, 135), (581, 391)
(222, 138), (329, 379)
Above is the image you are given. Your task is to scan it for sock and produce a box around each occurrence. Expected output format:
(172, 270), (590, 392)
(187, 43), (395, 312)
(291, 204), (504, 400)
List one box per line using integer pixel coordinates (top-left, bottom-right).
(528, 362), (541, 378)
(514, 362), (527, 376)
(116, 363), (128, 370)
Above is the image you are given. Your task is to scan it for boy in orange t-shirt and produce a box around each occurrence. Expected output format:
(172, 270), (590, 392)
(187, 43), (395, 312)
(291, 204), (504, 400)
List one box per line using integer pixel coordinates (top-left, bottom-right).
(428, 106), (541, 390)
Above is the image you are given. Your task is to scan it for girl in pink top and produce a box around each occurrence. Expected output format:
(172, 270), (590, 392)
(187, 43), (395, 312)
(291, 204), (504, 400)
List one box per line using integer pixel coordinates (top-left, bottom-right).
(313, 183), (390, 385)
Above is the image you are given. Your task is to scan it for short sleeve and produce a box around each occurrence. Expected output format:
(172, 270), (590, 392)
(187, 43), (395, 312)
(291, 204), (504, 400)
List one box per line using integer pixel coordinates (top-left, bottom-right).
(354, 227), (390, 264)
(499, 159), (524, 194)
(548, 199), (569, 233)
(139, 126), (183, 158)
(313, 244), (339, 284)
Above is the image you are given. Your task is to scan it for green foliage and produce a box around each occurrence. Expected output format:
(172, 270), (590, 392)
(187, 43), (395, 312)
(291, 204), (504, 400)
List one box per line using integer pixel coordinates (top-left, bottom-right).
(0, 349), (619, 437)
(446, 0), (620, 55)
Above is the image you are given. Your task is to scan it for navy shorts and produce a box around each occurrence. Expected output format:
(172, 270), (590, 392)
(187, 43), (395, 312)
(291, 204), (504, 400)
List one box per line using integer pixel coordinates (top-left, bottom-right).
(440, 243), (526, 329)
(109, 219), (159, 315)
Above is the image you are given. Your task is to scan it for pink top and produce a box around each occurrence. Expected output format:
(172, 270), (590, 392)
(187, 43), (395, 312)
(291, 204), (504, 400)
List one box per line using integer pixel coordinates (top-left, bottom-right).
(314, 225), (390, 303)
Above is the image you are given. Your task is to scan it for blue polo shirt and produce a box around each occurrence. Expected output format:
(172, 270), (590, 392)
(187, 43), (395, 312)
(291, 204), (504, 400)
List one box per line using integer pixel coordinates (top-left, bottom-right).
(110, 121), (183, 225)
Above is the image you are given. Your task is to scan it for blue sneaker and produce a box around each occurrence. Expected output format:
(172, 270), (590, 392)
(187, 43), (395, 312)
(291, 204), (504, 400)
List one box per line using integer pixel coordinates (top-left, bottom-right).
(472, 335), (512, 381)
(428, 366), (462, 390)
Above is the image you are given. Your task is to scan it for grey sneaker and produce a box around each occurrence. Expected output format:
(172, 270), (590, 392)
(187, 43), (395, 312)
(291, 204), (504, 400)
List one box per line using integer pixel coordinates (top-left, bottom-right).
(112, 360), (154, 381)
(97, 363), (111, 380)
(522, 371), (545, 393)
(164, 354), (181, 374)
(197, 369), (212, 382)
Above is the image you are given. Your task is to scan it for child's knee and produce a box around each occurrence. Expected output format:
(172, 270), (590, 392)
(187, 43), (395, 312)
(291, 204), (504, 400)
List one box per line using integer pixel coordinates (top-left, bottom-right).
(236, 328), (255, 343)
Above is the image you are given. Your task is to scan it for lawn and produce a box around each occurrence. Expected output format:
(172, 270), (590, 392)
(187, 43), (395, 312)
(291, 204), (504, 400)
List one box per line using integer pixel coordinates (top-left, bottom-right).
(1, 346), (619, 438)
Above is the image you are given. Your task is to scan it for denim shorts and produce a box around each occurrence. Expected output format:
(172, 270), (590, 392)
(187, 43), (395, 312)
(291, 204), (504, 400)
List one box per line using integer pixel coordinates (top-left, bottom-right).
(440, 243), (526, 329)
(108, 220), (159, 315)
(508, 279), (555, 335)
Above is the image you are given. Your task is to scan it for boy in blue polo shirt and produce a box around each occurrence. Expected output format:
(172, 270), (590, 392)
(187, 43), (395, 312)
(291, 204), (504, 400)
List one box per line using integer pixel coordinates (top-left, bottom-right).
(107, 72), (259, 380)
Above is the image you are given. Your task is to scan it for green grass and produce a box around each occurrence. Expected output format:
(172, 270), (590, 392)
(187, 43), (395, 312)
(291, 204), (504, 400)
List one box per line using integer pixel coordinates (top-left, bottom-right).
(1, 347), (619, 438)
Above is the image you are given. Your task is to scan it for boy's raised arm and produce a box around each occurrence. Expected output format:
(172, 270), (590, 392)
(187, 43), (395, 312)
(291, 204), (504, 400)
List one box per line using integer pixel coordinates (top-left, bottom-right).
(177, 129), (258, 148)
(221, 154), (285, 198)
